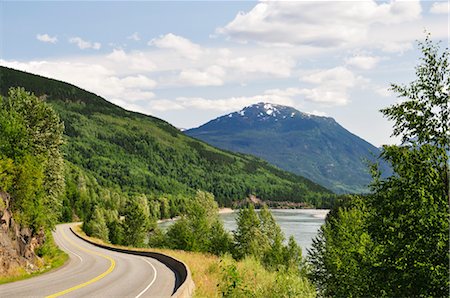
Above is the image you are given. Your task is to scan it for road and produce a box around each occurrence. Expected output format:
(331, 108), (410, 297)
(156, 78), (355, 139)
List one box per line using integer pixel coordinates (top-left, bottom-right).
(0, 223), (176, 297)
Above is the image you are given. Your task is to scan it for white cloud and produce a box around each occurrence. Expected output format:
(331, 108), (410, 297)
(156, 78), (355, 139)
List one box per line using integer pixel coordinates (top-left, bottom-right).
(306, 110), (327, 117)
(148, 33), (203, 60)
(175, 95), (296, 112)
(36, 34), (58, 44)
(127, 32), (141, 41)
(179, 65), (226, 86)
(218, 0), (422, 52)
(430, 2), (449, 14)
(106, 49), (156, 72)
(378, 41), (413, 53)
(120, 75), (157, 89)
(346, 54), (381, 70)
(218, 53), (294, 77)
(0, 59), (156, 105)
(147, 87), (302, 112)
(374, 86), (391, 98)
(69, 37), (101, 50)
(299, 67), (366, 105)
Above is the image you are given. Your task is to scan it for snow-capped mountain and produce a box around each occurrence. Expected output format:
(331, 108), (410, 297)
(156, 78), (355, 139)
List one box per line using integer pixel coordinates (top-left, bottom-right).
(185, 102), (389, 194)
(219, 102), (327, 122)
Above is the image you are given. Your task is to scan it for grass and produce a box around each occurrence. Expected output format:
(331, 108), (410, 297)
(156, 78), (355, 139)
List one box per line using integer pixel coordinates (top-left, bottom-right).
(0, 231), (68, 285)
(72, 224), (316, 298)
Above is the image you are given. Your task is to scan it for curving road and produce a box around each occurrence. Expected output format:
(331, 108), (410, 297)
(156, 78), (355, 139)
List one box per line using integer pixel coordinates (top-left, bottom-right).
(0, 223), (176, 297)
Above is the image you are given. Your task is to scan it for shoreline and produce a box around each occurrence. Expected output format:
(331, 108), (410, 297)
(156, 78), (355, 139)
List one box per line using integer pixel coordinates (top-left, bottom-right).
(157, 208), (235, 224)
(157, 208), (328, 223)
(218, 207), (234, 214)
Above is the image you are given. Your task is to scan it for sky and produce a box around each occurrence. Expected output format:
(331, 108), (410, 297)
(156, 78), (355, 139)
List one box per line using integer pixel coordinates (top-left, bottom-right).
(1, 0), (448, 146)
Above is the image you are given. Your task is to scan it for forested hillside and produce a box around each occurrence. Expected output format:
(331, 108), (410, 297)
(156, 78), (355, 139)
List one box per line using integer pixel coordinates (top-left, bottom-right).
(0, 67), (333, 216)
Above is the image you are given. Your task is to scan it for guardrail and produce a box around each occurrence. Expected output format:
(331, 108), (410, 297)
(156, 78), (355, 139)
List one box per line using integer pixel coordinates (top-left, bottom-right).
(70, 226), (195, 298)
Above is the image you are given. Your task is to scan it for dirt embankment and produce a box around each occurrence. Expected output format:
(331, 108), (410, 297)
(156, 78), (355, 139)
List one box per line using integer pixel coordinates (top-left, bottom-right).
(0, 191), (44, 276)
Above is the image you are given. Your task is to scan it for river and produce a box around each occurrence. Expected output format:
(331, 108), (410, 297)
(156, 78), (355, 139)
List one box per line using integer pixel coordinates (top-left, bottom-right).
(159, 209), (328, 254)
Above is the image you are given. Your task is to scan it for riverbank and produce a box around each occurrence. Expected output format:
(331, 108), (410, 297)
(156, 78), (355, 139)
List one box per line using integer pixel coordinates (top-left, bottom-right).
(157, 208), (234, 224)
(218, 207), (234, 214)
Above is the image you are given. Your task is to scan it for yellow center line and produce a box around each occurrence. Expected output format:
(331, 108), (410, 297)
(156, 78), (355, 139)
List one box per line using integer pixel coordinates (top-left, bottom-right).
(45, 227), (116, 298)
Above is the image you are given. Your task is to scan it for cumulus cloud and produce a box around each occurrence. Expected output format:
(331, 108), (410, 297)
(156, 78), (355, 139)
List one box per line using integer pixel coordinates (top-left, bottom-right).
(127, 32), (141, 41)
(299, 67), (366, 105)
(148, 87), (302, 112)
(217, 0), (421, 51)
(106, 49), (156, 72)
(148, 33), (203, 60)
(179, 65), (226, 86)
(144, 34), (297, 85)
(0, 59), (156, 105)
(345, 54), (381, 70)
(69, 37), (101, 50)
(430, 2), (449, 14)
(36, 34), (58, 44)
(218, 53), (294, 77)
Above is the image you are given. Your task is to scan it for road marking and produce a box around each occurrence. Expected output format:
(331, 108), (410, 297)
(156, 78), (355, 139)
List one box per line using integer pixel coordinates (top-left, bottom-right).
(54, 232), (83, 262)
(45, 227), (116, 298)
(135, 258), (158, 298)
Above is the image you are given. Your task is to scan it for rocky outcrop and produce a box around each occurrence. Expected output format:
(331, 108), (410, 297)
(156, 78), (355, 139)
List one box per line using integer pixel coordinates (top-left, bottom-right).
(0, 191), (45, 276)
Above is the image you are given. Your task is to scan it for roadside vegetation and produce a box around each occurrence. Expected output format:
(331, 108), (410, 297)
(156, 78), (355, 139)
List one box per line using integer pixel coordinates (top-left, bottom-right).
(74, 222), (316, 298)
(309, 35), (449, 297)
(148, 191), (316, 296)
(79, 189), (317, 296)
(0, 88), (67, 281)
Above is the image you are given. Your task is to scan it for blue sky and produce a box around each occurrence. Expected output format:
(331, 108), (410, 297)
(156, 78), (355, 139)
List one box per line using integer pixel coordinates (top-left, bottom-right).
(1, 0), (448, 146)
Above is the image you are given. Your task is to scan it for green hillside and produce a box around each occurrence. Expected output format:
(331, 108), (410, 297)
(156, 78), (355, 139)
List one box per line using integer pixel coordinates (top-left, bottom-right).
(0, 66), (332, 214)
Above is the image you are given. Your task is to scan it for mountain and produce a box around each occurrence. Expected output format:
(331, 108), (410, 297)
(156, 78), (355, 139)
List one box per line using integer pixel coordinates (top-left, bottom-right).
(185, 102), (387, 194)
(0, 67), (332, 211)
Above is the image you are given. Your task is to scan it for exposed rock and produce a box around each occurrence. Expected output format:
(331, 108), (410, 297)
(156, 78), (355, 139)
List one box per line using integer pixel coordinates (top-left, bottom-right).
(0, 191), (44, 276)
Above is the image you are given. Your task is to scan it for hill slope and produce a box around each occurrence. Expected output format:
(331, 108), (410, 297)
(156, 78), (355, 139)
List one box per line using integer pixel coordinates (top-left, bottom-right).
(0, 67), (332, 209)
(186, 103), (386, 193)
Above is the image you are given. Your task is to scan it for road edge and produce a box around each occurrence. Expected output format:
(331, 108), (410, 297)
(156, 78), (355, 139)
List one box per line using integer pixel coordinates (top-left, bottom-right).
(70, 225), (195, 298)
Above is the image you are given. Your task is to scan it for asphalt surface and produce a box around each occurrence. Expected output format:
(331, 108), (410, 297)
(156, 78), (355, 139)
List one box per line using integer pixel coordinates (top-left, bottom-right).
(0, 223), (176, 297)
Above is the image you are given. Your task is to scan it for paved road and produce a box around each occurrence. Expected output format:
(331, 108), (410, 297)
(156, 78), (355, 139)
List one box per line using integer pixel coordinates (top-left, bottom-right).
(0, 223), (176, 297)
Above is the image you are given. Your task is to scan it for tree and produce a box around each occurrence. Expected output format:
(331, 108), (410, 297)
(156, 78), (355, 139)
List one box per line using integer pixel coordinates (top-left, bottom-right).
(0, 88), (65, 229)
(381, 33), (449, 202)
(309, 35), (449, 297)
(369, 34), (450, 297)
(234, 204), (306, 272)
(163, 190), (232, 254)
(233, 204), (267, 260)
(122, 197), (151, 247)
(259, 205), (285, 270)
(309, 198), (375, 297)
(85, 208), (109, 242)
(367, 145), (449, 297)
